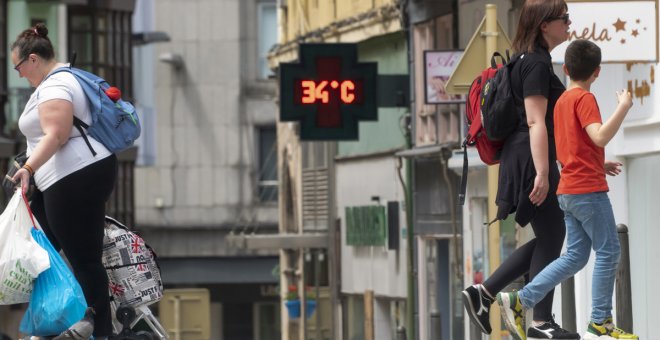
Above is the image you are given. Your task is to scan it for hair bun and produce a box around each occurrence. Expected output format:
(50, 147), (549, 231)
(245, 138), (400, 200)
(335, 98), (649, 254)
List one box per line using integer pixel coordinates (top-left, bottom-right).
(34, 23), (48, 38)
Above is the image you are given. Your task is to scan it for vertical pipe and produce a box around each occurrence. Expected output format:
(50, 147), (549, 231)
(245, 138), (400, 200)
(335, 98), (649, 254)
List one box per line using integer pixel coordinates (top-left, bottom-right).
(561, 277), (577, 332)
(484, 5), (502, 340)
(616, 224), (633, 332)
(365, 290), (374, 340)
(430, 311), (442, 340)
(405, 137), (415, 340)
(315, 249), (321, 340)
(173, 296), (181, 340)
(397, 325), (408, 340)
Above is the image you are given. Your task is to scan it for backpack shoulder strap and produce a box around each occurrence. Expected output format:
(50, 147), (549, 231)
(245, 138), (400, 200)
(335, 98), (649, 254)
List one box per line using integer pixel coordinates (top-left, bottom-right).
(45, 67), (97, 156)
(458, 143), (468, 206)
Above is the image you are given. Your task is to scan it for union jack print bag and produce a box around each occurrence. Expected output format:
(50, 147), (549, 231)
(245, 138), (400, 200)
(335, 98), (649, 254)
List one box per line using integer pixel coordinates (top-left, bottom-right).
(102, 216), (163, 307)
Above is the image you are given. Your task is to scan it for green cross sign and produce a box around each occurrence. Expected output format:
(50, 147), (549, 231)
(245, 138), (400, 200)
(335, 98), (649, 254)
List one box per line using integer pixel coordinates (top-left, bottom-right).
(279, 43), (378, 140)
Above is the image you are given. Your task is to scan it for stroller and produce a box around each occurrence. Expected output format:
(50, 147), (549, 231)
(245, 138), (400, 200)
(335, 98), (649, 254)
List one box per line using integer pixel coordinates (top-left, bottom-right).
(103, 217), (168, 340)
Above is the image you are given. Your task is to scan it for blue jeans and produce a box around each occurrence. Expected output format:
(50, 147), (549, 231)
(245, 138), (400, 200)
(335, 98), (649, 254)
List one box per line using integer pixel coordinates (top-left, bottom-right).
(518, 192), (621, 323)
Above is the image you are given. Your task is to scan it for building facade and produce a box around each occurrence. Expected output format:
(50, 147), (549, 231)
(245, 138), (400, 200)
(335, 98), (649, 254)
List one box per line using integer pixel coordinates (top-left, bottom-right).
(134, 0), (281, 338)
(269, 1), (407, 339)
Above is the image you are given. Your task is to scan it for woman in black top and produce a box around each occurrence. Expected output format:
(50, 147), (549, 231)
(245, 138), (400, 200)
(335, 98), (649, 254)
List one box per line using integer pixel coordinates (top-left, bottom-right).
(462, 1), (581, 339)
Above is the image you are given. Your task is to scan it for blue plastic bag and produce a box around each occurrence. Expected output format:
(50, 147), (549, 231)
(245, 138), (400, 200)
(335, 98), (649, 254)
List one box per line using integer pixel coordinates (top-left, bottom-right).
(19, 228), (88, 336)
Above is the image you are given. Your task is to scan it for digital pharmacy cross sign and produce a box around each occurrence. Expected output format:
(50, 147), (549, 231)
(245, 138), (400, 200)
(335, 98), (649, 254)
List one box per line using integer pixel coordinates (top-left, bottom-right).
(279, 43), (377, 140)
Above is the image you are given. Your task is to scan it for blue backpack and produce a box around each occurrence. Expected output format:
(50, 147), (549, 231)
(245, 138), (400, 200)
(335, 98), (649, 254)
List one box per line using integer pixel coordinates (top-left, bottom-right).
(47, 67), (141, 156)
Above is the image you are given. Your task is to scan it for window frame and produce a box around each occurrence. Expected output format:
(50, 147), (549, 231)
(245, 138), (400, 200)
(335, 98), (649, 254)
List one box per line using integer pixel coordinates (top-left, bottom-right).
(67, 5), (133, 100)
(257, 2), (277, 80)
(256, 125), (278, 203)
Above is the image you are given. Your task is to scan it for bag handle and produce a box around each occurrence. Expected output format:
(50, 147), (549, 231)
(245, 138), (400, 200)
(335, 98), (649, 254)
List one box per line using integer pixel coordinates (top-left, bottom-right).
(490, 50), (510, 68)
(20, 190), (40, 231)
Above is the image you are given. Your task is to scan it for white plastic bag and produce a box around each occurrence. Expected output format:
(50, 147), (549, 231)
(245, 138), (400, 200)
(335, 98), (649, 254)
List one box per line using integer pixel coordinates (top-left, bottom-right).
(0, 191), (50, 304)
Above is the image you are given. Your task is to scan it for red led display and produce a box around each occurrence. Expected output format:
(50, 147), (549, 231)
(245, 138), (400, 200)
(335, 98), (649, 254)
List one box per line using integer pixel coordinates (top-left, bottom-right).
(297, 80), (357, 104)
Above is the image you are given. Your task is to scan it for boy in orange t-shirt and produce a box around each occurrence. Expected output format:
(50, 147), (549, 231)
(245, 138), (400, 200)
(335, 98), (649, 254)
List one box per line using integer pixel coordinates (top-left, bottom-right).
(496, 40), (638, 339)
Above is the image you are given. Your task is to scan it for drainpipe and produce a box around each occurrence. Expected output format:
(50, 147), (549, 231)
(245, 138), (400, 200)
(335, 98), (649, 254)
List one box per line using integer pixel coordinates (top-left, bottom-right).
(405, 123), (415, 340)
(401, 0), (416, 336)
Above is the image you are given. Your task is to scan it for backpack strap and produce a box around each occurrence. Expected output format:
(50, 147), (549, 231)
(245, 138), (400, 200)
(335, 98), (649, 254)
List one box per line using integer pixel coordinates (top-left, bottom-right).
(72, 117), (97, 156)
(46, 67), (98, 157)
(458, 143), (468, 206)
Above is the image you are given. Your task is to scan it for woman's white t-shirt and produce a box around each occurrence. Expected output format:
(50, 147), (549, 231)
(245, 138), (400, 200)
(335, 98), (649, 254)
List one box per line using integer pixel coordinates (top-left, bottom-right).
(18, 64), (112, 191)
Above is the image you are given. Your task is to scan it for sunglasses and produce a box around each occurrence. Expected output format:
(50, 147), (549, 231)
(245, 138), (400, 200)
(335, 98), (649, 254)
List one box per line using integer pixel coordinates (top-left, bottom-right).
(548, 13), (570, 24)
(14, 57), (28, 72)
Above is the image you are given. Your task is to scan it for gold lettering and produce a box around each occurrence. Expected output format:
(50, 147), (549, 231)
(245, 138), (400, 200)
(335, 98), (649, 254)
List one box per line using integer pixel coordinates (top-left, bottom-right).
(651, 65), (655, 84)
(597, 27), (611, 42)
(569, 23), (612, 42)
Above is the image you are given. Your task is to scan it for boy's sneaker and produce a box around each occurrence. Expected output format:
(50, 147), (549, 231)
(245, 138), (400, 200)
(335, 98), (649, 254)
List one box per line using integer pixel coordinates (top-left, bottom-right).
(53, 307), (95, 340)
(527, 318), (580, 339)
(461, 284), (494, 334)
(497, 291), (526, 340)
(604, 317), (639, 339)
(584, 317), (639, 340)
(584, 317), (639, 339)
(585, 321), (615, 339)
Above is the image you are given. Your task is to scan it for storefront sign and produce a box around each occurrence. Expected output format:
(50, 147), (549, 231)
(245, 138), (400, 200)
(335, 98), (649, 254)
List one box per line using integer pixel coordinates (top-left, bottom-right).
(345, 205), (387, 246)
(551, 0), (657, 63)
(424, 50), (464, 103)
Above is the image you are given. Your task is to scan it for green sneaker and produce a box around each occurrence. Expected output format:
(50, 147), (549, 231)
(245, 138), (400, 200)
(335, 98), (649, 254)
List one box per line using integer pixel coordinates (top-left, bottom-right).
(496, 291), (526, 340)
(585, 321), (614, 339)
(584, 317), (638, 339)
(604, 318), (638, 339)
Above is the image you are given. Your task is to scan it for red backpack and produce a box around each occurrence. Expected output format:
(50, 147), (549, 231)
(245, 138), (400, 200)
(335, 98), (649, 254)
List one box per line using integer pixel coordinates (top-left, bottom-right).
(458, 52), (509, 205)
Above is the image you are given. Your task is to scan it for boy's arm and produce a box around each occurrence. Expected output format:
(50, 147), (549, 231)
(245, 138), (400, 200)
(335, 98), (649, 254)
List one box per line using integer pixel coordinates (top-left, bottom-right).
(585, 90), (633, 147)
(604, 160), (622, 176)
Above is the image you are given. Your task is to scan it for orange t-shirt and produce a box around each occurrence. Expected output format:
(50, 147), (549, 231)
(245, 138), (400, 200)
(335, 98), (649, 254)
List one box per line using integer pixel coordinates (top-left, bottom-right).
(554, 87), (608, 194)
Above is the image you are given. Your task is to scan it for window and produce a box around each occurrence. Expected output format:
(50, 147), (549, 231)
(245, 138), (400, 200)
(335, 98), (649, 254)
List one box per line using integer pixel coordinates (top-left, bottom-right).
(343, 295), (365, 340)
(257, 126), (278, 202)
(68, 5), (133, 99)
(257, 2), (277, 79)
(304, 249), (329, 286)
(66, 3), (136, 226)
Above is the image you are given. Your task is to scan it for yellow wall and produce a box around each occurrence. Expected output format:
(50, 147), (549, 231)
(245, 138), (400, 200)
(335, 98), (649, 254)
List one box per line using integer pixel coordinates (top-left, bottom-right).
(335, 0), (372, 21)
(282, 0), (399, 44)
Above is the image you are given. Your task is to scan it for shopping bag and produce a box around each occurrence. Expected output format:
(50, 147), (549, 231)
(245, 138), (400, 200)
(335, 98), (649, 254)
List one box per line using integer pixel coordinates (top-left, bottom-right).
(0, 191), (50, 304)
(19, 225), (88, 336)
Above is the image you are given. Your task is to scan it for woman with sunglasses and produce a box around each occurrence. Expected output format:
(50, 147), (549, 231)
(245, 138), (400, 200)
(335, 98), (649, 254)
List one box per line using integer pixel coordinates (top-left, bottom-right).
(461, 1), (580, 339)
(10, 23), (116, 339)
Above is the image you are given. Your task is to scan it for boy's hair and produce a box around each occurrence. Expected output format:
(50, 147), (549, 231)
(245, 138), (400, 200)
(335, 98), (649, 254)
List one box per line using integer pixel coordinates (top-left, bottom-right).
(564, 40), (601, 81)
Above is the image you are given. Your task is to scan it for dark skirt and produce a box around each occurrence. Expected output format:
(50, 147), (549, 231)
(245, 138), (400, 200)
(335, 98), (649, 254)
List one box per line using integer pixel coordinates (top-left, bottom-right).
(495, 130), (560, 226)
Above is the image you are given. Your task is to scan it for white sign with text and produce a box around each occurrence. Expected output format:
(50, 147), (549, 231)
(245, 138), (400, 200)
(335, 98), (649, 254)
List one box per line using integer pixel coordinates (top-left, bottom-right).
(551, 1), (657, 63)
